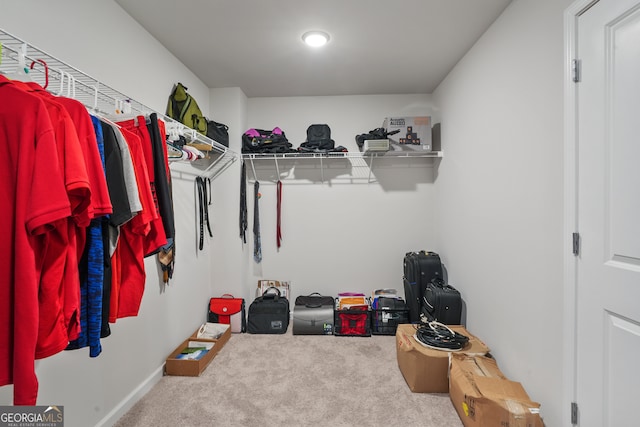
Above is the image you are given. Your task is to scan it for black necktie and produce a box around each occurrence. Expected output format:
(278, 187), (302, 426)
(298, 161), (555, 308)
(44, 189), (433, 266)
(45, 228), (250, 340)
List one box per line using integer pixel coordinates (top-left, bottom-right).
(253, 180), (262, 263)
(239, 161), (247, 244)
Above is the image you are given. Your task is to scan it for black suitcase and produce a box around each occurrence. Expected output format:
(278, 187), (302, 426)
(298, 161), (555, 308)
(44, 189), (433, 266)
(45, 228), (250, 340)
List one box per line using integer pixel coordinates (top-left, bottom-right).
(403, 251), (443, 322)
(247, 287), (290, 334)
(422, 278), (462, 324)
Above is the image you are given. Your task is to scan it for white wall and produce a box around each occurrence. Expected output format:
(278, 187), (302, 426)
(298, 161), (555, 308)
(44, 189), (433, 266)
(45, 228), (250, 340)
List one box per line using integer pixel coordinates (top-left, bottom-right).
(1, 2), (216, 426)
(432, 0), (572, 426)
(206, 87), (249, 300)
(232, 94), (439, 303)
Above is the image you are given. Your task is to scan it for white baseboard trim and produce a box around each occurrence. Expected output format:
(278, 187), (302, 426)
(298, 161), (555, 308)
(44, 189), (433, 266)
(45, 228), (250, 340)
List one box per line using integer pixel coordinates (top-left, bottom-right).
(94, 365), (164, 427)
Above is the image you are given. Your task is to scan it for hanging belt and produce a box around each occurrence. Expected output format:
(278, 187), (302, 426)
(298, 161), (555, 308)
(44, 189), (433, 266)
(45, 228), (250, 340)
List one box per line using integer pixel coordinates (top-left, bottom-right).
(276, 180), (283, 249)
(240, 160), (248, 244)
(196, 176), (212, 251)
(253, 180), (262, 263)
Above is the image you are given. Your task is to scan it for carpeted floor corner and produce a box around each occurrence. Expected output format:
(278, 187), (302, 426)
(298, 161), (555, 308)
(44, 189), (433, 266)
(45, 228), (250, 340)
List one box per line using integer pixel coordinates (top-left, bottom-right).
(113, 330), (463, 427)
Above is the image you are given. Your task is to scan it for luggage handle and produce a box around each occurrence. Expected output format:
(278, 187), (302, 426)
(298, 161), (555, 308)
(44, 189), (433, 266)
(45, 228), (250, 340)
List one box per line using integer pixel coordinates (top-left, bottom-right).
(221, 293), (236, 299)
(304, 292), (326, 308)
(262, 286), (281, 299)
(430, 278), (446, 288)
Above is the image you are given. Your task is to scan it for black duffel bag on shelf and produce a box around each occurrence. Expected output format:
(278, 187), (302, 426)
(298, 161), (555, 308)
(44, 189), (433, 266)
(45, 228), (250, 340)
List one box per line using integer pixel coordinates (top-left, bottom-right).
(242, 127), (296, 154)
(247, 287), (290, 334)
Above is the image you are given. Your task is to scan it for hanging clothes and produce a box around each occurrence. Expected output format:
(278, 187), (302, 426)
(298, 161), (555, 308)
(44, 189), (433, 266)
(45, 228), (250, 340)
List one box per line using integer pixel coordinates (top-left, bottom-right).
(0, 77), (72, 406)
(7, 79), (94, 361)
(116, 116), (166, 255)
(147, 113), (176, 283)
(0, 43), (184, 404)
(49, 96), (112, 357)
(68, 115), (148, 349)
(147, 113), (175, 251)
(109, 126), (154, 321)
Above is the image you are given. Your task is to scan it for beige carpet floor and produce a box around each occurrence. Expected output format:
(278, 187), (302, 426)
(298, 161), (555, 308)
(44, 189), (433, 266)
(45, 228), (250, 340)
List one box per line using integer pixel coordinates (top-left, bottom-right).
(113, 329), (463, 427)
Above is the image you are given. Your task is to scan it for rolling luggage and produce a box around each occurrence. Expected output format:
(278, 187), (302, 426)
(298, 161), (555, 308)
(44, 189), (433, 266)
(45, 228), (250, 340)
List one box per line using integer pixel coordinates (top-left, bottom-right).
(403, 251), (443, 322)
(247, 287), (290, 334)
(292, 293), (334, 335)
(422, 278), (462, 324)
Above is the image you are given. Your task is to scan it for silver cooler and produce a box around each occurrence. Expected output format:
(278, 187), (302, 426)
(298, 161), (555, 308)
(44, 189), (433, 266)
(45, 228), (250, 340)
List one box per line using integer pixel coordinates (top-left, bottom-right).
(292, 305), (334, 335)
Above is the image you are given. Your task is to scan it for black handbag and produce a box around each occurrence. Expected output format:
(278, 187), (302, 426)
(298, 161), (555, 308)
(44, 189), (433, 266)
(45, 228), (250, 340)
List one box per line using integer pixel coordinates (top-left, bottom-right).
(247, 287), (290, 334)
(206, 119), (229, 147)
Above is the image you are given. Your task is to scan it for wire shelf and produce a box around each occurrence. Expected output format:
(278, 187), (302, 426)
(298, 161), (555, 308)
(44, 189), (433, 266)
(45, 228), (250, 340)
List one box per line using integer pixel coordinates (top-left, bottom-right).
(0, 28), (237, 178)
(242, 150), (442, 184)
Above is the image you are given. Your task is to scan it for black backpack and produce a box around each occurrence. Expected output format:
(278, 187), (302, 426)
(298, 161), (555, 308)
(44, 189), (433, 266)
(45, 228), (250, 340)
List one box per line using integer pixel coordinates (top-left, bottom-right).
(299, 124), (335, 151)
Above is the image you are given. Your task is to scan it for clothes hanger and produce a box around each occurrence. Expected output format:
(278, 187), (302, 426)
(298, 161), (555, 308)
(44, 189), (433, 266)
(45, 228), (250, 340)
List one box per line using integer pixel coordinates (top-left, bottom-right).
(102, 98), (150, 126)
(2, 43), (34, 82)
(84, 84), (123, 121)
(53, 68), (66, 96)
(65, 72), (76, 98)
(29, 59), (48, 89)
(166, 142), (187, 161)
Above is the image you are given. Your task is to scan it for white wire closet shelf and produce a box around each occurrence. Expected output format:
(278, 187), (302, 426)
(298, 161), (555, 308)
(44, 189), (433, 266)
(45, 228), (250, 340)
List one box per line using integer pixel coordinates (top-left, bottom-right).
(0, 28), (237, 179)
(242, 151), (443, 161)
(243, 150), (443, 184)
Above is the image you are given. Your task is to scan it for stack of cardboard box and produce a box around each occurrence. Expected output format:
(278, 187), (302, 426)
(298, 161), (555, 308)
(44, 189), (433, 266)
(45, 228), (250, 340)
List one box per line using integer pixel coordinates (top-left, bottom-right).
(395, 324), (544, 426)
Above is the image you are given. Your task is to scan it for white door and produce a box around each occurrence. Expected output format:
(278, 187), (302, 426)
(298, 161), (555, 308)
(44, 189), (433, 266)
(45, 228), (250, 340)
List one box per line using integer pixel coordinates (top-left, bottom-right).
(575, 0), (640, 426)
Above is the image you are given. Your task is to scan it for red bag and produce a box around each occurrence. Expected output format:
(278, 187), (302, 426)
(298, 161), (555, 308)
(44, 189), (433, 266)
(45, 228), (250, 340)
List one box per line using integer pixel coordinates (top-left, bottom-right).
(335, 307), (371, 336)
(208, 294), (246, 333)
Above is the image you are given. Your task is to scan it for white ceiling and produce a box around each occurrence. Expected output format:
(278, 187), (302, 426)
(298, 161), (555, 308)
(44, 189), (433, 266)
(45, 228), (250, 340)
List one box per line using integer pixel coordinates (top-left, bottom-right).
(115, 0), (512, 98)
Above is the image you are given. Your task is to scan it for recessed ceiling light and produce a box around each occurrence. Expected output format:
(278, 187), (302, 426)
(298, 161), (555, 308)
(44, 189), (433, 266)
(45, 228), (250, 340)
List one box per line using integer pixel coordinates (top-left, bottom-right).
(302, 31), (330, 47)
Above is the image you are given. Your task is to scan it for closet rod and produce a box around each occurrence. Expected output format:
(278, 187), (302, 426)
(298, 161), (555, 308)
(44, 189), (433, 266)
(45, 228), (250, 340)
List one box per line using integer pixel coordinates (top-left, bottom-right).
(0, 28), (237, 179)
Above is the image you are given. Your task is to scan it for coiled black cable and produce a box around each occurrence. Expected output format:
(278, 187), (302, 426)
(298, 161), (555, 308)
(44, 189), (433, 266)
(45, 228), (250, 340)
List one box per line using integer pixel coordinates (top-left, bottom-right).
(413, 321), (469, 351)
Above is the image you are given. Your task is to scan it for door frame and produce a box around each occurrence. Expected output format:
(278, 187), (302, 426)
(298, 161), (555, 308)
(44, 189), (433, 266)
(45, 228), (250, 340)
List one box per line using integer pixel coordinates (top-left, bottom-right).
(563, 1), (600, 425)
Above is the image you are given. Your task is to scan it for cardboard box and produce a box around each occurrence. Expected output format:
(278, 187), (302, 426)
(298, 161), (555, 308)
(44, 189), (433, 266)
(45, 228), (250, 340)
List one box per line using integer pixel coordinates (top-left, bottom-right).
(383, 116), (433, 153)
(449, 354), (543, 427)
(165, 324), (231, 376)
(395, 324), (489, 393)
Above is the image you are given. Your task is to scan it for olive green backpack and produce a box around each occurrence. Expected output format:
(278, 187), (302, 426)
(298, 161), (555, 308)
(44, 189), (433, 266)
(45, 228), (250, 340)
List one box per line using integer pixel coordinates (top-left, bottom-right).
(166, 82), (229, 147)
(166, 82), (208, 135)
